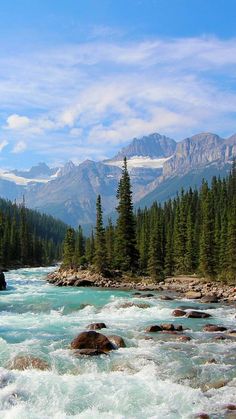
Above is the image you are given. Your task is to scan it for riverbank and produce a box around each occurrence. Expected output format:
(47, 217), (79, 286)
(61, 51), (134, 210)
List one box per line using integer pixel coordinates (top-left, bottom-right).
(47, 267), (236, 303)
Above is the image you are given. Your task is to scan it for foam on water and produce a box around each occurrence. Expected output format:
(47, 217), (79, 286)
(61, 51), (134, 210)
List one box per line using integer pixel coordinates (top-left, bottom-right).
(0, 267), (235, 418)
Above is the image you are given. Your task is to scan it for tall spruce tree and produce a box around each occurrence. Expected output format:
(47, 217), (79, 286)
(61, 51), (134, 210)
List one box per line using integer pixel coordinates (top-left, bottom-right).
(115, 157), (138, 272)
(94, 195), (107, 272)
(62, 228), (76, 268)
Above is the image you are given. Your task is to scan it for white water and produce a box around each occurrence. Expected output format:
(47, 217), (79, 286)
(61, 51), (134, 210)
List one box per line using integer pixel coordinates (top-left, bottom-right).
(0, 267), (235, 418)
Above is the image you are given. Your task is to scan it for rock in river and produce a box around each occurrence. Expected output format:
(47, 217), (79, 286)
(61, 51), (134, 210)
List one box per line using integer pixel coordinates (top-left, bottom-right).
(87, 322), (107, 330)
(172, 309), (186, 317)
(8, 355), (49, 370)
(186, 310), (211, 319)
(203, 324), (227, 332)
(71, 331), (114, 352)
(108, 335), (126, 348)
(0, 271), (6, 290)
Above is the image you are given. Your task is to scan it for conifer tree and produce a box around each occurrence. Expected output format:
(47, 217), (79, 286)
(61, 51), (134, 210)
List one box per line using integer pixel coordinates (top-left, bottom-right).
(115, 157), (138, 271)
(199, 184), (216, 277)
(94, 195), (107, 272)
(62, 228), (76, 268)
(148, 220), (164, 281)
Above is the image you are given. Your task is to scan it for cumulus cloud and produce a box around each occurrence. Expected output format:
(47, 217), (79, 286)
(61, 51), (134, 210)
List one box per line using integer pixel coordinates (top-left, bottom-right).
(1, 35), (236, 161)
(12, 141), (27, 153)
(6, 114), (30, 130)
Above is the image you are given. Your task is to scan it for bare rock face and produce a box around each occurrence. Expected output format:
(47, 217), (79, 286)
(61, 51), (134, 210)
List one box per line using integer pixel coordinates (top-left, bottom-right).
(87, 323), (107, 330)
(71, 331), (114, 352)
(8, 355), (49, 370)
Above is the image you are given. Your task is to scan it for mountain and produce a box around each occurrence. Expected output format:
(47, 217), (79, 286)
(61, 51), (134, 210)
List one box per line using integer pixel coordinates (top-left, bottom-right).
(0, 131), (235, 228)
(110, 133), (176, 161)
(12, 162), (58, 180)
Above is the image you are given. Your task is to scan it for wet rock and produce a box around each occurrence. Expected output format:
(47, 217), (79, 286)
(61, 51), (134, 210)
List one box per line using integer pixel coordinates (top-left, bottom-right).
(204, 358), (217, 364)
(133, 292), (141, 296)
(195, 414), (210, 419)
(203, 324), (227, 332)
(71, 331), (114, 352)
(8, 355), (49, 370)
(160, 295), (173, 300)
(201, 294), (218, 303)
(178, 335), (191, 342)
(186, 310), (211, 319)
(119, 302), (150, 309)
(172, 309), (186, 317)
(0, 271), (6, 290)
(185, 291), (202, 299)
(138, 293), (154, 298)
(87, 322), (107, 330)
(214, 335), (227, 340)
(203, 379), (228, 390)
(108, 335), (126, 348)
(224, 405), (236, 411)
(160, 323), (178, 331)
(74, 349), (107, 356)
(74, 279), (95, 287)
(145, 325), (162, 333)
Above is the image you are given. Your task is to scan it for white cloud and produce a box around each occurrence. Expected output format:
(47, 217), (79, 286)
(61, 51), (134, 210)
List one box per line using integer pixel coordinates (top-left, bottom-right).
(12, 141), (27, 153)
(0, 36), (236, 161)
(6, 114), (30, 130)
(0, 139), (8, 152)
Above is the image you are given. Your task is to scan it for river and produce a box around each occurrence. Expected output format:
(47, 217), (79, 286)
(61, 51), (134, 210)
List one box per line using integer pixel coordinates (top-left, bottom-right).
(0, 267), (235, 418)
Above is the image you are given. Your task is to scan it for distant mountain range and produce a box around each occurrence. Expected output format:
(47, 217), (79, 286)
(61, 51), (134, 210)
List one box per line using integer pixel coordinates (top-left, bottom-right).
(0, 132), (235, 229)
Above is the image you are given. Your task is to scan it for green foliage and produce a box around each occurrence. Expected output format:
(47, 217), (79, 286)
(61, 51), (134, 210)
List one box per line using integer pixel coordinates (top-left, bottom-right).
(94, 195), (107, 273)
(0, 198), (67, 269)
(62, 227), (76, 268)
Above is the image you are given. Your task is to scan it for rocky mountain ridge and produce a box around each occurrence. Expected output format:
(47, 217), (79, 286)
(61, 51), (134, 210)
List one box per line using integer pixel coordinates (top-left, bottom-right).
(0, 131), (235, 228)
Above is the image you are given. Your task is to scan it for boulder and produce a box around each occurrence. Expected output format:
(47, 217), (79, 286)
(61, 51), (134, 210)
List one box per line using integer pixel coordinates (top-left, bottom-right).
(186, 311), (211, 319)
(71, 331), (114, 352)
(160, 295), (173, 301)
(185, 291), (202, 299)
(8, 355), (49, 370)
(172, 309), (186, 317)
(160, 323), (175, 331)
(195, 414), (210, 419)
(201, 295), (218, 303)
(203, 324), (227, 332)
(224, 405), (236, 411)
(145, 325), (162, 333)
(0, 271), (6, 290)
(178, 335), (191, 342)
(87, 323), (107, 330)
(108, 335), (126, 348)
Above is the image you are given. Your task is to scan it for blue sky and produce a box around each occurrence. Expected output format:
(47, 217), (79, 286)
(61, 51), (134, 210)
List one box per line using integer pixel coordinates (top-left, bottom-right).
(0, 0), (236, 169)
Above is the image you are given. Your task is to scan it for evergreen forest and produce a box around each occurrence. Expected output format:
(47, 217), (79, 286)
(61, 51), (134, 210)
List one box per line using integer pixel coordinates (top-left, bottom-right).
(63, 159), (236, 283)
(0, 198), (68, 269)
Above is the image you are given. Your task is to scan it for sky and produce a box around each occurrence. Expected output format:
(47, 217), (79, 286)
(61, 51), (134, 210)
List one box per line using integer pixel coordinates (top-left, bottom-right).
(0, 0), (236, 169)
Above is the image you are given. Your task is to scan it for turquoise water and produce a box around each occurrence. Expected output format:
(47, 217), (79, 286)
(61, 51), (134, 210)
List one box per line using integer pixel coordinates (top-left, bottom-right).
(0, 267), (235, 419)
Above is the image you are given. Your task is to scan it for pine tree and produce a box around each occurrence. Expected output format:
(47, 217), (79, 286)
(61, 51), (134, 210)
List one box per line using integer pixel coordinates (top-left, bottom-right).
(94, 195), (107, 273)
(105, 218), (115, 269)
(62, 228), (76, 268)
(148, 220), (164, 281)
(199, 184), (216, 278)
(115, 157), (138, 271)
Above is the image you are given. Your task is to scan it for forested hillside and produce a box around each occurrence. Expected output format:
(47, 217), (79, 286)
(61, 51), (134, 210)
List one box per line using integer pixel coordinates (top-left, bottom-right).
(0, 198), (68, 269)
(62, 160), (236, 283)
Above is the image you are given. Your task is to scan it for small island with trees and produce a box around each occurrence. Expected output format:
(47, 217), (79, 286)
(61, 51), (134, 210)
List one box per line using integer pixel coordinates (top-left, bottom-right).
(48, 158), (236, 303)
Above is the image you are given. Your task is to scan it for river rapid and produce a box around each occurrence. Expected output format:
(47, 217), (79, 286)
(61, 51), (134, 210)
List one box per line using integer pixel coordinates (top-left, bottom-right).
(0, 267), (235, 419)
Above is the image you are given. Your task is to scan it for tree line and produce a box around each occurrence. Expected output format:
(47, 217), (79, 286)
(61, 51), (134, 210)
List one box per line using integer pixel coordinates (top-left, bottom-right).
(62, 159), (236, 283)
(0, 198), (68, 269)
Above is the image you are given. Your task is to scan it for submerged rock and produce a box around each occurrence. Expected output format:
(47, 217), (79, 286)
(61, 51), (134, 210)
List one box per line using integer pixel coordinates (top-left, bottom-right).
(195, 414), (210, 419)
(8, 355), (49, 371)
(178, 335), (191, 342)
(203, 324), (227, 332)
(73, 349), (107, 356)
(160, 295), (173, 300)
(186, 311), (211, 318)
(87, 322), (107, 330)
(0, 271), (6, 290)
(71, 331), (114, 352)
